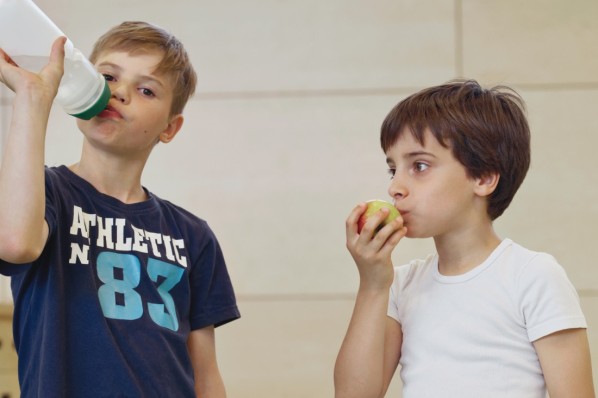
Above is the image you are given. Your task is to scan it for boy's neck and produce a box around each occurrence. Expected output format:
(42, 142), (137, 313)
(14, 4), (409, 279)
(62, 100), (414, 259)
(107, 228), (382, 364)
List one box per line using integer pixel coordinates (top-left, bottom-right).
(434, 224), (502, 276)
(69, 161), (148, 204)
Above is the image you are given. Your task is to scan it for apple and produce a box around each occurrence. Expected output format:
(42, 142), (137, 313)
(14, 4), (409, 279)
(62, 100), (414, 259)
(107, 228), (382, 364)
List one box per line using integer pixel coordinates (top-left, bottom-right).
(357, 200), (401, 234)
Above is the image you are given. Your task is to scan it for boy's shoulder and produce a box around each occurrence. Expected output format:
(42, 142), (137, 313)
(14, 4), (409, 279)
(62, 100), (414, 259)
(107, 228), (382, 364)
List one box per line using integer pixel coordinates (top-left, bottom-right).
(148, 191), (209, 227)
(392, 253), (436, 289)
(497, 239), (559, 272)
(44, 165), (215, 236)
(392, 239), (560, 285)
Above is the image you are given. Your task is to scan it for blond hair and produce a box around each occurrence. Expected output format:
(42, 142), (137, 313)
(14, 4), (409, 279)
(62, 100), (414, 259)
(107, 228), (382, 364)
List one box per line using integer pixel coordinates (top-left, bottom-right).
(90, 21), (197, 115)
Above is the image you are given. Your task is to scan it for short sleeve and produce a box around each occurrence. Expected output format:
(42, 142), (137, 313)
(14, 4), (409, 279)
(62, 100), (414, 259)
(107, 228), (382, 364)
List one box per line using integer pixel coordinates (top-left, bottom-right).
(188, 226), (240, 330)
(387, 260), (424, 324)
(387, 267), (401, 323)
(517, 253), (586, 342)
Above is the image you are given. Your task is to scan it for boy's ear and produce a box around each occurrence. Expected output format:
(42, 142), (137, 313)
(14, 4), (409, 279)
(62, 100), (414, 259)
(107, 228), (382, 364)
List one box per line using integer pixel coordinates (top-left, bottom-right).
(159, 114), (184, 144)
(474, 172), (500, 197)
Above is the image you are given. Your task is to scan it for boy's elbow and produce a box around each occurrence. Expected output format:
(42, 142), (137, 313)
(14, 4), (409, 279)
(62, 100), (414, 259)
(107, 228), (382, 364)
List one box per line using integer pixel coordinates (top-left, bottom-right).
(334, 374), (383, 398)
(0, 234), (44, 264)
(335, 386), (383, 398)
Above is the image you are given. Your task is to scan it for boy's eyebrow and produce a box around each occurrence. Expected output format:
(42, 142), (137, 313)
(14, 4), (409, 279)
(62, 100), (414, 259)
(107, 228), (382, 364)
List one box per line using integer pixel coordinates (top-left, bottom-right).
(97, 62), (166, 88)
(386, 151), (437, 165)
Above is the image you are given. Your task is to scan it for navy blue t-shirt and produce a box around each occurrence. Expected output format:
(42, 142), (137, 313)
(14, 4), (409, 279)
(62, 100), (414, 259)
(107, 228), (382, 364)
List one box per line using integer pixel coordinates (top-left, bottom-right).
(0, 166), (240, 397)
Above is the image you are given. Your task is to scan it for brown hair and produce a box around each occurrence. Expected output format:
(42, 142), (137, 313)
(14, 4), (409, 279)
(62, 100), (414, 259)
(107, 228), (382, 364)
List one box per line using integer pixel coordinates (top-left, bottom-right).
(380, 79), (530, 220)
(90, 21), (197, 116)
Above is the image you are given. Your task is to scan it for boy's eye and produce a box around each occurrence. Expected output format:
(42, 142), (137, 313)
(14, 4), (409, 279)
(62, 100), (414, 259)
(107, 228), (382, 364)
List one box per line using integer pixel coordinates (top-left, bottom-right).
(140, 88), (155, 97)
(414, 162), (429, 172)
(102, 74), (115, 82)
(387, 168), (396, 179)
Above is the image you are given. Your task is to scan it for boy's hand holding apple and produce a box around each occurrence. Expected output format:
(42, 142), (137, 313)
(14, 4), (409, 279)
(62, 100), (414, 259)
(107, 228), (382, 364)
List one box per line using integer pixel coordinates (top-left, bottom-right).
(357, 200), (401, 234)
(346, 200), (406, 290)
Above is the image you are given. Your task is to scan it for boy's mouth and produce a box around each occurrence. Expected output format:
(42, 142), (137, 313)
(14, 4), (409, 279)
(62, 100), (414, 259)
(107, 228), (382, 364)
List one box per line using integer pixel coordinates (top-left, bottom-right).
(98, 104), (122, 119)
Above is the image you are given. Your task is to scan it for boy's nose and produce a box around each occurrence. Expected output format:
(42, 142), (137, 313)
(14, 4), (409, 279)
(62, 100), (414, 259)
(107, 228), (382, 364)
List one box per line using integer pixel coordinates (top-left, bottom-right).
(110, 84), (129, 104)
(388, 177), (407, 201)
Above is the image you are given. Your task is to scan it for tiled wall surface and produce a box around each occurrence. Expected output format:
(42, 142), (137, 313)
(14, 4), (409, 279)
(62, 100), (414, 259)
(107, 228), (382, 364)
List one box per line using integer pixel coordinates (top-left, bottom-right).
(0, 306), (19, 398)
(1, 0), (596, 396)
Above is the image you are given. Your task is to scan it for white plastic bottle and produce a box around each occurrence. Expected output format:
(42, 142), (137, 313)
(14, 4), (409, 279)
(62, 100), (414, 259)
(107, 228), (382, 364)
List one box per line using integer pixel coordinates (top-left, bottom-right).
(0, 0), (110, 119)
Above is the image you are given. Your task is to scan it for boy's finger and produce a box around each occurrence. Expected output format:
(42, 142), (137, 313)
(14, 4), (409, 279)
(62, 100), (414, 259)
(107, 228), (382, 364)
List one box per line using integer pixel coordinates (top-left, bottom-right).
(0, 48), (17, 68)
(354, 207), (391, 246)
(38, 36), (67, 89)
(346, 202), (368, 237)
(48, 36), (66, 66)
(360, 207), (389, 234)
(368, 213), (403, 246)
(379, 225), (407, 255)
(0, 48), (9, 62)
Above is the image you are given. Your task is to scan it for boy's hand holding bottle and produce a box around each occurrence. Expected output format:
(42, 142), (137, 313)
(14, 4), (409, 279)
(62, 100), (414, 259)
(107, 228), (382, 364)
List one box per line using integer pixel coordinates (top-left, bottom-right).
(0, 37), (65, 110)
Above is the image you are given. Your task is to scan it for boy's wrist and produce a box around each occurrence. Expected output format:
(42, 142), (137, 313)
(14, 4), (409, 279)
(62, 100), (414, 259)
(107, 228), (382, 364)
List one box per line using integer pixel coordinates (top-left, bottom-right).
(355, 260), (395, 292)
(13, 89), (54, 115)
(357, 278), (393, 295)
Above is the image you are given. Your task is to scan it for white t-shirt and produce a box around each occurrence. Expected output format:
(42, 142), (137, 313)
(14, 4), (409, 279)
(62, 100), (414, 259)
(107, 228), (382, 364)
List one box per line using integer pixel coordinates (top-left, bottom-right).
(387, 239), (586, 398)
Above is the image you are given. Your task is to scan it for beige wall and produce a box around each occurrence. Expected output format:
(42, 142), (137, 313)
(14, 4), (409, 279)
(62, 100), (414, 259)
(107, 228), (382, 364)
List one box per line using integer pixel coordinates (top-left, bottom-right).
(1, 0), (597, 396)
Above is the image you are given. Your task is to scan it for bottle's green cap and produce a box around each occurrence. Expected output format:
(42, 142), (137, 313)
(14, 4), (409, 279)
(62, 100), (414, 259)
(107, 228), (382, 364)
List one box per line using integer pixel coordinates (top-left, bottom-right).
(70, 81), (111, 120)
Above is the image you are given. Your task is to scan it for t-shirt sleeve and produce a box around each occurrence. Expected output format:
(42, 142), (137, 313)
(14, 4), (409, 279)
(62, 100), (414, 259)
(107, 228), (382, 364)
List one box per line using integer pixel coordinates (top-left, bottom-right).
(517, 253), (587, 342)
(44, 168), (58, 236)
(188, 225), (240, 330)
(387, 265), (405, 324)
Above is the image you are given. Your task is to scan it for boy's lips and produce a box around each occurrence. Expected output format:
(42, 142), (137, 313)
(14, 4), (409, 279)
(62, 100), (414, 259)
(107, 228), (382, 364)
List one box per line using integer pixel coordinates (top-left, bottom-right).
(391, 203), (406, 215)
(98, 104), (123, 119)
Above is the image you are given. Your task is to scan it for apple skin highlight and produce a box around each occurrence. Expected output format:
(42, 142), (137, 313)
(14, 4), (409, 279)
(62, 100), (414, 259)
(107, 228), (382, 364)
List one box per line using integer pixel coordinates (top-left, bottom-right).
(357, 200), (401, 234)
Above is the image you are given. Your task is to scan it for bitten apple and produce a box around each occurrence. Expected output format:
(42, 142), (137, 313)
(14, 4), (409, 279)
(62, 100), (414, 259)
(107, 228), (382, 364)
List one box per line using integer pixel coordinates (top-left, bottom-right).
(357, 200), (401, 234)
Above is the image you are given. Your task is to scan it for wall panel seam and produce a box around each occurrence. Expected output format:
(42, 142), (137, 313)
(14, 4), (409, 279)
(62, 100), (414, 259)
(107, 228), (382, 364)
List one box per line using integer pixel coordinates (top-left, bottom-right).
(191, 83), (598, 102)
(237, 290), (598, 302)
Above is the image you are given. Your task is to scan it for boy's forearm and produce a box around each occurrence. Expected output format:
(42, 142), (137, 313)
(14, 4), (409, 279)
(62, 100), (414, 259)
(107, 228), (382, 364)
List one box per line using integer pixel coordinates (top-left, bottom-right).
(194, 373), (227, 398)
(334, 288), (390, 398)
(0, 94), (51, 263)
(188, 326), (228, 398)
